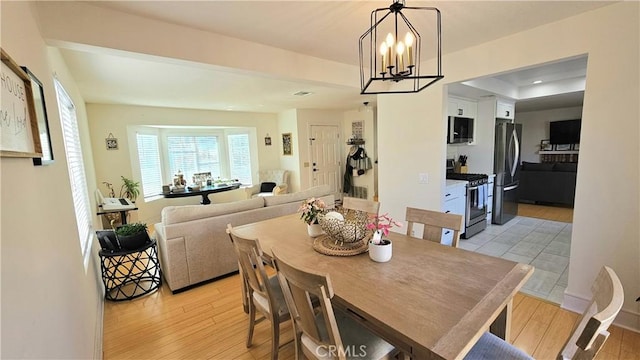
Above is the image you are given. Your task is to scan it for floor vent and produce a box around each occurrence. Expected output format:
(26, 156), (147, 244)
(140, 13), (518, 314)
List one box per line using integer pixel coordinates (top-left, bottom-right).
(348, 186), (368, 199)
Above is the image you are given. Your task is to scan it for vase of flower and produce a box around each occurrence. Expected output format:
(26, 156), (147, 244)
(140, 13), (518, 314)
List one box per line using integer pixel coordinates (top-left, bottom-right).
(367, 214), (402, 263)
(299, 197), (327, 237)
(307, 222), (324, 237)
(369, 237), (392, 262)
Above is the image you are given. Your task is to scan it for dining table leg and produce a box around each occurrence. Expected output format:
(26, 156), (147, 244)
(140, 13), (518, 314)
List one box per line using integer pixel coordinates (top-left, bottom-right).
(489, 298), (512, 341)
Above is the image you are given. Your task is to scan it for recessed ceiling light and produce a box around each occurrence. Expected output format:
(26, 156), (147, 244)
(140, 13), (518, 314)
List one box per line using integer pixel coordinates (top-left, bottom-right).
(533, 80), (543, 84)
(293, 91), (313, 97)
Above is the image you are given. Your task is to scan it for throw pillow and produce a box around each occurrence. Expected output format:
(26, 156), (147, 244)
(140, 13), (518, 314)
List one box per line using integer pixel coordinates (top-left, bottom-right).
(260, 182), (277, 193)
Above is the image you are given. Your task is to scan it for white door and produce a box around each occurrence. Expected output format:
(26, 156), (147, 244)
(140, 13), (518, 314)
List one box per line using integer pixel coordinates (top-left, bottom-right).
(310, 125), (341, 195)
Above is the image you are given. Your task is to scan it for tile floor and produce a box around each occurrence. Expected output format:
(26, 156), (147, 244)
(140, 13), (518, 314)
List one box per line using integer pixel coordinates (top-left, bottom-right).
(459, 216), (571, 304)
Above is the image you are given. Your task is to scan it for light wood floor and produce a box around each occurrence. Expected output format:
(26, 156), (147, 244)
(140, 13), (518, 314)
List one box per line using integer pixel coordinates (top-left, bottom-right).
(103, 273), (638, 360)
(517, 203), (574, 223)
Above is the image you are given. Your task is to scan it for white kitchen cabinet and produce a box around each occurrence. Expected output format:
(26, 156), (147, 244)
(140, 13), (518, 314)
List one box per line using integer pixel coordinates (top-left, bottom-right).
(448, 97), (477, 118)
(496, 99), (515, 120)
(487, 175), (495, 222)
(443, 181), (467, 246)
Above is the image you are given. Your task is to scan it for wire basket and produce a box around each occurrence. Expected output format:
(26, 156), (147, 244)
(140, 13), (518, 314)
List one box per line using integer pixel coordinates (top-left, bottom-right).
(318, 208), (370, 244)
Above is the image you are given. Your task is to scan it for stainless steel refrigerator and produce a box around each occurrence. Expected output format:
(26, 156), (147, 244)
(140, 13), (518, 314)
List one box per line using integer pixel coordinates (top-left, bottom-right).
(493, 122), (522, 225)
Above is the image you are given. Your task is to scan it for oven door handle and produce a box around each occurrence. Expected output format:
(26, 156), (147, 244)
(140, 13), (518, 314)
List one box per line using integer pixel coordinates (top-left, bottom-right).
(467, 186), (479, 191)
(504, 184), (519, 191)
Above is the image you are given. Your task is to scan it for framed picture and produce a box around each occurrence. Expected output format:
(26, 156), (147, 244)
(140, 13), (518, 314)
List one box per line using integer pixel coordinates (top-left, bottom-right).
(352, 120), (364, 139)
(556, 144), (571, 151)
(105, 133), (119, 150)
(540, 139), (553, 151)
(1, 48), (41, 158)
(22, 67), (54, 165)
(282, 133), (292, 156)
(264, 134), (272, 146)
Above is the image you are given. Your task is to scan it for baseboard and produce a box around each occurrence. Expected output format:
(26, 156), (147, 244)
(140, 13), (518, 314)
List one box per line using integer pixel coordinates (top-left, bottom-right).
(562, 291), (640, 332)
(94, 298), (104, 359)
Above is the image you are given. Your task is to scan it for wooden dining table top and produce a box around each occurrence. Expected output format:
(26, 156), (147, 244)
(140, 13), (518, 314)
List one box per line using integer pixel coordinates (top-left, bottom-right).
(232, 214), (534, 359)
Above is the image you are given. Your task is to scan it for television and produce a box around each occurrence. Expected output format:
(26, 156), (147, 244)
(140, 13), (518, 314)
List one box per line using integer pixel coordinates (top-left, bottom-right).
(550, 119), (581, 144)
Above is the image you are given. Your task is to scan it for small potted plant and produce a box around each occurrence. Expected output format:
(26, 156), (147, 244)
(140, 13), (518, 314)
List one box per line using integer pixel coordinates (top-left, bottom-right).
(367, 213), (402, 262)
(298, 197), (327, 237)
(114, 222), (150, 250)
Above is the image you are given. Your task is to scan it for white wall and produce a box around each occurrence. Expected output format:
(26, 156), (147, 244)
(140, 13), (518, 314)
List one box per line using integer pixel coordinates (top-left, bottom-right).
(378, 2), (639, 329)
(1, 2), (103, 358)
(86, 103), (279, 226)
(277, 109), (301, 192)
(517, 106), (584, 163)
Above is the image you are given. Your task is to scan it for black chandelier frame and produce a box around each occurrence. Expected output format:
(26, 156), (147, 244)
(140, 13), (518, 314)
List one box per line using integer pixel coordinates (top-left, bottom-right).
(359, 0), (443, 94)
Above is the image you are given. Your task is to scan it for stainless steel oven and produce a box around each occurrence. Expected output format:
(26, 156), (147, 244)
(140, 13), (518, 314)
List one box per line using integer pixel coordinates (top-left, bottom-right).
(446, 172), (488, 238)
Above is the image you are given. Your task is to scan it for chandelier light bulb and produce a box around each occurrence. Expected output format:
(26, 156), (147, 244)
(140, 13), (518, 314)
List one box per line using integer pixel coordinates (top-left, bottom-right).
(405, 32), (414, 47)
(379, 43), (388, 72)
(385, 33), (395, 47)
(396, 41), (405, 71)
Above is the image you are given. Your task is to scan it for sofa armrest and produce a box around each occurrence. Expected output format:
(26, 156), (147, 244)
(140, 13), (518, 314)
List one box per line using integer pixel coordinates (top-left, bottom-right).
(245, 184), (260, 198)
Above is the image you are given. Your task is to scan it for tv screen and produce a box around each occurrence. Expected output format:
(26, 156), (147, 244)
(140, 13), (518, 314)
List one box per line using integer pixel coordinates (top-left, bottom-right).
(550, 119), (581, 144)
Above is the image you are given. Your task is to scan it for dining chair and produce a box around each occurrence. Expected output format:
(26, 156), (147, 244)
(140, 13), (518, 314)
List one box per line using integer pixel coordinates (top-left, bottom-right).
(271, 248), (396, 360)
(464, 266), (624, 360)
(226, 225), (291, 360)
(342, 196), (380, 215)
(405, 207), (464, 247)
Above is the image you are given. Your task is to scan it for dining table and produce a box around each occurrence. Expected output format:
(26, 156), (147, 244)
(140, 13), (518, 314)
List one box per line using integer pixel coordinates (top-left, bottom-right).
(232, 213), (534, 360)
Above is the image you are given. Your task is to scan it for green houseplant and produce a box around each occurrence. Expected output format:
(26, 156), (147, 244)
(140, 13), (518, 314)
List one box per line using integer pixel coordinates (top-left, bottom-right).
(101, 176), (141, 228)
(114, 222), (150, 250)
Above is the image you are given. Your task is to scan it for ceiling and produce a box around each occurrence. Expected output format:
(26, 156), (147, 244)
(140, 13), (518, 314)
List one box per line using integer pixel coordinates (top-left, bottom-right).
(57, 1), (613, 113)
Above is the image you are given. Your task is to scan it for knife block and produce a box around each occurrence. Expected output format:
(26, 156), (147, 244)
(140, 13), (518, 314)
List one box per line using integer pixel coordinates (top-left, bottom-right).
(455, 164), (468, 173)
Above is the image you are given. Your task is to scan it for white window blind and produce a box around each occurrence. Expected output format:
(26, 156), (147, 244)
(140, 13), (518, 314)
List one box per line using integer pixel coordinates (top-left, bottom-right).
(136, 133), (163, 198)
(55, 80), (92, 265)
(228, 133), (252, 184)
(167, 136), (221, 181)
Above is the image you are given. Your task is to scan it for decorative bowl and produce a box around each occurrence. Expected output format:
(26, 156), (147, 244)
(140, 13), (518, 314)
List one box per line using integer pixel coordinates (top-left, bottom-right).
(318, 208), (369, 244)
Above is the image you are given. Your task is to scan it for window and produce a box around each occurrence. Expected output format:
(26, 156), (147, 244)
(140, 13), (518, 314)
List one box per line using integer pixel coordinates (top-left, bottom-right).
(228, 133), (252, 185)
(167, 135), (221, 181)
(136, 133), (163, 198)
(55, 80), (92, 267)
(133, 127), (256, 199)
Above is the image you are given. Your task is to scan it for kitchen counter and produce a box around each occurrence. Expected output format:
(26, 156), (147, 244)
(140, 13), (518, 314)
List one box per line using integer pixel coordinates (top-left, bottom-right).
(446, 179), (468, 187)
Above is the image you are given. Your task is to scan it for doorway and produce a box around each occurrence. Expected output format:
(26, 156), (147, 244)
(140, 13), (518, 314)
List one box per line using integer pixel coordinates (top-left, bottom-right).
(309, 125), (341, 198)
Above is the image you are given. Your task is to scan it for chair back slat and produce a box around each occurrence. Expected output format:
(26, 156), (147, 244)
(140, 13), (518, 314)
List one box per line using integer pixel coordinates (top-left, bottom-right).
(227, 226), (273, 309)
(272, 248), (343, 353)
(405, 207), (464, 247)
(559, 266), (624, 360)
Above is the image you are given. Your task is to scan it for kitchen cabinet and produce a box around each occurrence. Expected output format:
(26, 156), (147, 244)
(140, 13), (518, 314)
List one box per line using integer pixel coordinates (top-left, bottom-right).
(487, 175), (495, 222)
(443, 181), (466, 246)
(496, 99), (515, 120)
(448, 97), (477, 118)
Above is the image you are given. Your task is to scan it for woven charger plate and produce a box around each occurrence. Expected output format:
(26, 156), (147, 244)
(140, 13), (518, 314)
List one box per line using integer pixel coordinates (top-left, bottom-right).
(312, 233), (371, 257)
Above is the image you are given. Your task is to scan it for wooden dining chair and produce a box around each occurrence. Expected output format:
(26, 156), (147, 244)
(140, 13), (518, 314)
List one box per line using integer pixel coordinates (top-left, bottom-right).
(226, 225), (291, 360)
(405, 207), (464, 247)
(464, 266), (624, 360)
(271, 248), (396, 360)
(342, 196), (380, 215)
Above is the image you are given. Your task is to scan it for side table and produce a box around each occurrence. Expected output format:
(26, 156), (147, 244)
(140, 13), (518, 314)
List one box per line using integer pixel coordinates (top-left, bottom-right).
(99, 239), (162, 301)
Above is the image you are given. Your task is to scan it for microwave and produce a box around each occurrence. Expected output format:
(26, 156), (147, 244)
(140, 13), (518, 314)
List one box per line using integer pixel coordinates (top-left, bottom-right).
(448, 116), (474, 144)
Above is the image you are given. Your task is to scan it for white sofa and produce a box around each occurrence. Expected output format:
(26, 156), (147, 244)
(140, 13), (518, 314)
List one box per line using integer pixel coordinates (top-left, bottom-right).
(154, 185), (333, 292)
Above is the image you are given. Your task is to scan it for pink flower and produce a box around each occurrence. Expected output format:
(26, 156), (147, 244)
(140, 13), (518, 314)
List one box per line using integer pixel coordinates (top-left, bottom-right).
(367, 213), (402, 236)
(298, 197), (327, 224)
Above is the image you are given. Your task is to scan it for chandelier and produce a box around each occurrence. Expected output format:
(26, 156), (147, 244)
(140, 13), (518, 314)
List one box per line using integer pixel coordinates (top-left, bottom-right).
(359, 0), (443, 94)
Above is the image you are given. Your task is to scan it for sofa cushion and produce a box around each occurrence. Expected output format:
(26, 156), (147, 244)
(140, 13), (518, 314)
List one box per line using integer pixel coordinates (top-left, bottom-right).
(553, 162), (578, 172)
(521, 161), (554, 171)
(264, 185), (331, 207)
(162, 197), (265, 225)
